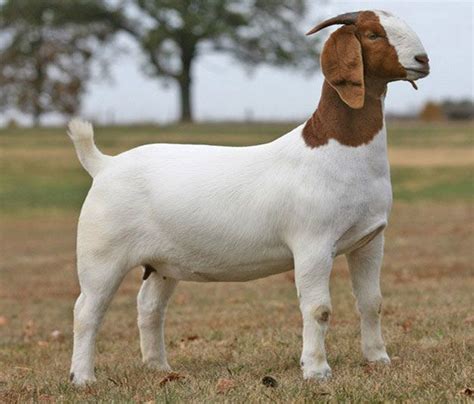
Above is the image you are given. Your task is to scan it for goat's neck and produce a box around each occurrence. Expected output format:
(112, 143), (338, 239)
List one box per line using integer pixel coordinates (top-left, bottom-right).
(302, 80), (387, 149)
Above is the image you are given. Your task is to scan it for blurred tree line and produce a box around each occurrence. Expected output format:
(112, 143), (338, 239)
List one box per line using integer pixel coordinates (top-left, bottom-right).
(0, 0), (319, 125)
(0, 0), (126, 126)
(419, 99), (474, 121)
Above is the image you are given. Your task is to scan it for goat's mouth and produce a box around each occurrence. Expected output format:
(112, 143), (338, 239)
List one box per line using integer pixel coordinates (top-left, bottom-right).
(405, 68), (430, 79)
(403, 67), (429, 90)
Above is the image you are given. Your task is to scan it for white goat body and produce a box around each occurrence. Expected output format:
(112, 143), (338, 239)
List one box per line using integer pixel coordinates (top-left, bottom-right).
(73, 124), (390, 282)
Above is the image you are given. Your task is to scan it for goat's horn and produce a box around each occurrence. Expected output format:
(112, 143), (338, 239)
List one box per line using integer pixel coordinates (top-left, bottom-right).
(306, 12), (361, 36)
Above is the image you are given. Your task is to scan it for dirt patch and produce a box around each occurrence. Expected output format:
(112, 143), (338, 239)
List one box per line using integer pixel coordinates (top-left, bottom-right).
(389, 147), (474, 167)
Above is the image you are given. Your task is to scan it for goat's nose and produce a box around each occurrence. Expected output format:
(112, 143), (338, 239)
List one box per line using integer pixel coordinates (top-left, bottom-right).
(415, 53), (430, 65)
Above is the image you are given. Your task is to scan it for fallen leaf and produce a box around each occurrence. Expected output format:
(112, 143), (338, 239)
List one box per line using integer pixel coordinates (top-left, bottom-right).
(382, 306), (396, 316)
(400, 319), (413, 333)
(262, 375), (278, 388)
(460, 387), (473, 396)
(159, 372), (185, 387)
(14, 367), (31, 372)
(0, 316), (7, 326)
(216, 339), (233, 348)
(216, 378), (236, 393)
(39, 394), (55, 402)
(463, 315), (474, 325)
(108, 377), (120, 386)
(363, 363), (375, 374)
(23, 320), (37, 341)
(37, 340), (49, 347)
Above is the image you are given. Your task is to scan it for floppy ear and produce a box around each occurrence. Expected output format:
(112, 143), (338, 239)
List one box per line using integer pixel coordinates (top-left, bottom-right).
(321, 25), (365, 109)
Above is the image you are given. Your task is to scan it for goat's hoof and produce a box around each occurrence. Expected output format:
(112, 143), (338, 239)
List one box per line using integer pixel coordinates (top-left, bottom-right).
(371, 354), (391, 365)
(70, 372), (97, 386)
(303, 364), (332, 381)
(365, 350), (391, 365)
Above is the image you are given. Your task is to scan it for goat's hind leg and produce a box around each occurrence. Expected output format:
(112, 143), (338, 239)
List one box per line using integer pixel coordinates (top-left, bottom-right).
(137, 267), (178, 371)
(346, 233), (390, 363)
(70, 257), (129, 386)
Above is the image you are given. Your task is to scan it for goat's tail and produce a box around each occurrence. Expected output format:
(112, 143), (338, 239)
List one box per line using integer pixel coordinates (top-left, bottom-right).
(67, 119), (111, 177)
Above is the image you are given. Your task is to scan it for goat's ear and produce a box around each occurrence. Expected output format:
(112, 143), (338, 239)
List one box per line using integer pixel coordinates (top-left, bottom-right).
(321, 25), (365, 109)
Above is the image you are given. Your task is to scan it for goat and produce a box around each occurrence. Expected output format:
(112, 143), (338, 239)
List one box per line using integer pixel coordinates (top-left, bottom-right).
(67, 10), (429, 385)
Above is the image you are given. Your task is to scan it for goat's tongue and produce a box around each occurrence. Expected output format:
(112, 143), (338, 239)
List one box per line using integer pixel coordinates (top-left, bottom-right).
(408, 80), (418, 90)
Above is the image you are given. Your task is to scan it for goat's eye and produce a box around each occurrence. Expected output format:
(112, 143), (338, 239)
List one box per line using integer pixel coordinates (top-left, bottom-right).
(368, 33), (379, 40)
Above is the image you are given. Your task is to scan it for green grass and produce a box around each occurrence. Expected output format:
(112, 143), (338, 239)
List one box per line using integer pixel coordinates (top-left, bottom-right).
(391, 166), (473, 201)
(386, 121), (473, 148)
(0, 174), (90, 212)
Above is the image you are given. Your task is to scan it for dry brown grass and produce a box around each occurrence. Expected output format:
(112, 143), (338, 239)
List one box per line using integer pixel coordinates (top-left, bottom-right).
(1, 202), (473, 402)
(388, 148), (474, 167)
(1, 122), (473, 401)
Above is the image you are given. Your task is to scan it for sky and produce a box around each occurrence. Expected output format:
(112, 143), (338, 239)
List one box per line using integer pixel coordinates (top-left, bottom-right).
(2, 0), (474, 125)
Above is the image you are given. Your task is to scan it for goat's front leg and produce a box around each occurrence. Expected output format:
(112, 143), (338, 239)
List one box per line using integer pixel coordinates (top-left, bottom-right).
(346, 233), (390, 364)
(137, 270), (178, 371)
(294, 249), (333, 380)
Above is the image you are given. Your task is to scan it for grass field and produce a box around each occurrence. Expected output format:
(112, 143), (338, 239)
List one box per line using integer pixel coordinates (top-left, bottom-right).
(0, 121), (473, 402)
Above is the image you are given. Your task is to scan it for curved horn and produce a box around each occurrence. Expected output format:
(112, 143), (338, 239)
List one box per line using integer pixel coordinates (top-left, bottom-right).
(306, 12), (361, 36)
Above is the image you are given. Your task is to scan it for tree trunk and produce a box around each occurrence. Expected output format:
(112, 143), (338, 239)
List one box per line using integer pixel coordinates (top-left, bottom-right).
(32, 107), (41, 127)
(178, 50), (194, 122)
(33, 38), (44, 128)
(178, 75), (193, 122)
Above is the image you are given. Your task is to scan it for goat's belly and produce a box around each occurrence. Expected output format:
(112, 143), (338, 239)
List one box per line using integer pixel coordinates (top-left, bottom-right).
(148, 245), (294, 282)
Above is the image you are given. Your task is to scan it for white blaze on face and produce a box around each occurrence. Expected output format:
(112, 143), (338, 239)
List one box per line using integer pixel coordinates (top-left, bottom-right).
(375, 11), (428, 79)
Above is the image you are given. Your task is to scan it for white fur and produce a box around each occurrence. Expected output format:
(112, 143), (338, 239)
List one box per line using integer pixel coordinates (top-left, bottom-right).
(68, 10), (428, 385)
(67, 119), (111, 177)
(376, 11), (428, 80)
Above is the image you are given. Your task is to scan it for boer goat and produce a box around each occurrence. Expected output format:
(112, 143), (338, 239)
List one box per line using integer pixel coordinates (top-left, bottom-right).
(67, 10), (429, 385)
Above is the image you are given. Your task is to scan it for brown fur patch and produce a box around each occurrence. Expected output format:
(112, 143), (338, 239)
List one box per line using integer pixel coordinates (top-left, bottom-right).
(303, 81), (384, 148)
(303, 11), (406, 148)
(356, 12), (406, 80)
(312, 305), (331, 323)
(321, 25), (365, 109)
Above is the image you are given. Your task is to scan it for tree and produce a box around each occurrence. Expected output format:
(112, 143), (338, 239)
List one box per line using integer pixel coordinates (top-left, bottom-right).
(121, 0), (320, 122)
(442, 99), (474, 120)
(0, 0), (123, 125)
(419, 101), (444, 122)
